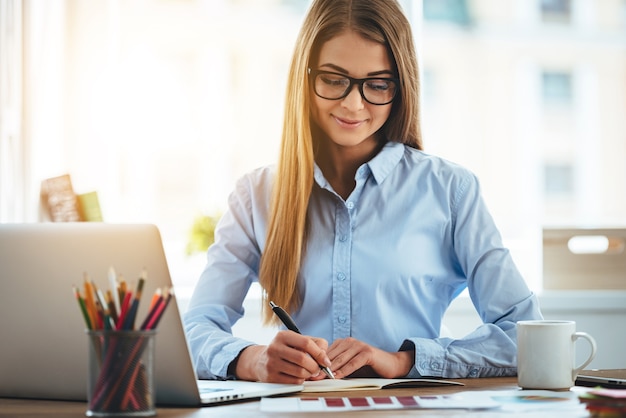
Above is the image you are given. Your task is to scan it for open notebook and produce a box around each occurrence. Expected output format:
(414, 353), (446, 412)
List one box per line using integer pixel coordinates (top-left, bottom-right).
(0, 223), (302, 405)
(302, 378), (463, 393)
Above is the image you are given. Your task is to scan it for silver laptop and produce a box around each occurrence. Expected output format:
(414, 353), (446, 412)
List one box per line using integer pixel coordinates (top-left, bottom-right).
(576, 369), (626, 389)
(0, 223), (302, 405)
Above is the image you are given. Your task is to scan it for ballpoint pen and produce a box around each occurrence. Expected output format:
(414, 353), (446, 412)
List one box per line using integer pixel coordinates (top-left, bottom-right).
(269, 301), (335, 379)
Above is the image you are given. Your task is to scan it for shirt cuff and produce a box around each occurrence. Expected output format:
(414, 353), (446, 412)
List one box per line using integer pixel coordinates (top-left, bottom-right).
(208, 339), (256, 379)
(226, 346), (251, 379)
(400, 338), (446, 378)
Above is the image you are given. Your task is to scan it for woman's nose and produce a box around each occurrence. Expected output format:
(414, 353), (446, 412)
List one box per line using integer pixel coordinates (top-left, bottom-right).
(341, 84), (365, 111)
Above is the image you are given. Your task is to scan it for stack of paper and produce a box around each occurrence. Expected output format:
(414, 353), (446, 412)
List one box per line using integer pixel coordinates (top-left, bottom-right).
(579, 388), (626, 416)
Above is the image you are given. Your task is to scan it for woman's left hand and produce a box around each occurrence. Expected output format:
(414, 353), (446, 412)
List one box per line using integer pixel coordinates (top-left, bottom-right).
(326, 337), (414, 379)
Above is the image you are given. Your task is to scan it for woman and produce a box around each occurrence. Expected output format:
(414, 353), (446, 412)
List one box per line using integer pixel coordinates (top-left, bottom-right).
(184, 0), (542, 384)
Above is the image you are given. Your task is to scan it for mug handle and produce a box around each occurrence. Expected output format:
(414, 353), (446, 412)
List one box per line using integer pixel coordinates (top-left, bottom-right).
(572, 332), (597, 380)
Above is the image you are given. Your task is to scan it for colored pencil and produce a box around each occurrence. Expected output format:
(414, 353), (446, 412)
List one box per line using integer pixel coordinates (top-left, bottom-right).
(147, 287), (161, 312)
(142, 288), (173, 330)
(83, 277), (98, 330)
(108, 266), (121, 315)
(106, 290), (119, 323)
(73, 286), (92, 330)
(121, 277), (145, 330)
(116, 290), (133, 330)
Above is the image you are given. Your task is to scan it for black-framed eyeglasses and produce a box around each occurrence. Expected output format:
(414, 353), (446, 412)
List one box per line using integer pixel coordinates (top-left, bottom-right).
(308, 68), (399, 105)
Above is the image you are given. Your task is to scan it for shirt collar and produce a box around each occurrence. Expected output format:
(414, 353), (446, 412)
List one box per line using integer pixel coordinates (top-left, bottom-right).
(313, 141), (404, 188)
(313, 164), (329, 189)
(366, 141), (404, 184)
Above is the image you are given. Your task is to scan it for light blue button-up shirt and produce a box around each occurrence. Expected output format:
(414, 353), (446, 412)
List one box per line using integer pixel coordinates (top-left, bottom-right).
(184, 142), (542, 380)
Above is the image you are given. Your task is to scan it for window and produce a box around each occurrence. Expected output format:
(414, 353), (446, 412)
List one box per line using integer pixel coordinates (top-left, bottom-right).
(541, 0), (572, 24)
(542, 71), (573, 104)
(423, 0), (471, 26)
(544, 163), (574, 196)
(0, 0), (24, 222)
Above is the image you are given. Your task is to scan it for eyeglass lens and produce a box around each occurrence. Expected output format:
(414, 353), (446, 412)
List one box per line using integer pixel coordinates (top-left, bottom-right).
(313, 71), (397, 105)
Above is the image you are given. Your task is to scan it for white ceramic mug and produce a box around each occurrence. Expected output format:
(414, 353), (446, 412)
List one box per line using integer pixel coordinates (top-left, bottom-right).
(517, 320), (597, 389)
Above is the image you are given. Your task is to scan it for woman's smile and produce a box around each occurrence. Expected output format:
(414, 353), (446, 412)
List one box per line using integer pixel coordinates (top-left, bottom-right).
(333, 114), (366, 129)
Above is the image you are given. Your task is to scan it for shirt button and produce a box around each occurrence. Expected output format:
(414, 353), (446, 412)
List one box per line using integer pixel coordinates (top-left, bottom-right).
(346, 201), (354, 209)
(338, 316), (347, 324)
(339, 235), (347, 242)
(430, 362), (441, 370)
(469, 369), (479, 377)
(337, 272), (346, 281)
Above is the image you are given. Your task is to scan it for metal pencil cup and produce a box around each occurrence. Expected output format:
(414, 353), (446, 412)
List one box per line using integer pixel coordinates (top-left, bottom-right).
(86, 330), (157, 417)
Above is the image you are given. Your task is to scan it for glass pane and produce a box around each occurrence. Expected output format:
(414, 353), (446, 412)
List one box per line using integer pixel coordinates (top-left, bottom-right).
(544, 164), (574, 195)
(542, 71), (573, 103)
(423, 0), (471, 26)
(541, 0), (572, 23)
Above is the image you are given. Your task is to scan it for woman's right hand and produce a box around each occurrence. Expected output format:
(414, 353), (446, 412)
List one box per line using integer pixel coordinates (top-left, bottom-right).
(234, 330), (332, 383)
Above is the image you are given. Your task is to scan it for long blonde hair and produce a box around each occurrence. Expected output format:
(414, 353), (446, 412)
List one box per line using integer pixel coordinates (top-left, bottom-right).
(259, 0), (422, 324)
